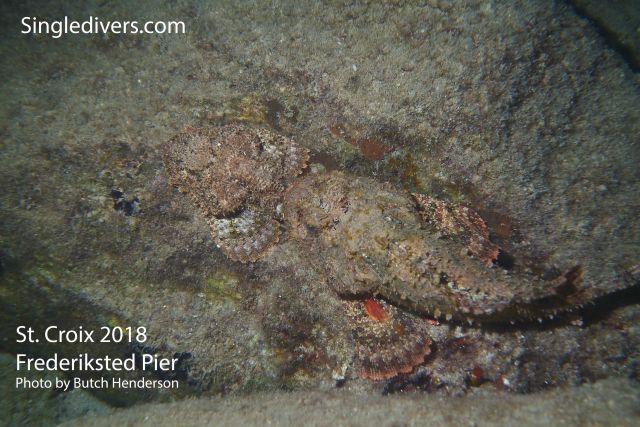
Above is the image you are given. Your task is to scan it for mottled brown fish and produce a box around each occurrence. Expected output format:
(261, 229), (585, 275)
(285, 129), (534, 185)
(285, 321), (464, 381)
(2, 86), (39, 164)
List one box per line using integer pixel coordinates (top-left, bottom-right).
(164, 125), (308, 262)
(283, 171), (590, 323)
(164, 124), (638, 380)
(345, 297), (432, 380)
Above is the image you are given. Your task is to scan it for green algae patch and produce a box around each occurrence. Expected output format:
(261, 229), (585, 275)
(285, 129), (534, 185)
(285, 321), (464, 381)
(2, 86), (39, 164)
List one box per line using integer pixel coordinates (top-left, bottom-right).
(203, 270), (242, 305)
(211, 95), (300, 132)
(233, 95), (269, 125)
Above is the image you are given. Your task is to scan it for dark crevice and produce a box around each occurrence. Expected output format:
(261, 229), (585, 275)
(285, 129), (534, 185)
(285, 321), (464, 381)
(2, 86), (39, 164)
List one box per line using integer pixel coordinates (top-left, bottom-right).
(565, 0), (640, 72)
(495, 250), (515, 270)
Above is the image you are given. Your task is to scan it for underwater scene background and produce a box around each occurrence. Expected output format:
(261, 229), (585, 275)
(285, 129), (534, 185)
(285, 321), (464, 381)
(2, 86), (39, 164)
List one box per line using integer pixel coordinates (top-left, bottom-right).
(1, 0), (639, 425)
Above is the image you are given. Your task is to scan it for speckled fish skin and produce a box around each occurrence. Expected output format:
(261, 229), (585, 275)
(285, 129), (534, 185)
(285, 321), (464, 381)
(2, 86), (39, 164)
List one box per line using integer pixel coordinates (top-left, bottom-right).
(344, 298), (432, 380)
(163, 125), (308, 262)
(284, 171), (592, 323)
(165, 125), (636, 324)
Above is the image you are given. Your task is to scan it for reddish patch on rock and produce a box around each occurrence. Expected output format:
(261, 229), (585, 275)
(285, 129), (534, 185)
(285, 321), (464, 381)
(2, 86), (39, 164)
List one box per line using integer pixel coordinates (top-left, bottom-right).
(468, 366), (485, 387)
(328, 123), (348, 139)
(477, 209), (513, 238)
(424, 317), (440, 326)
(327, 121), (392, 160)
(351, 138), (392, 161)
(365, 298), (388, 321)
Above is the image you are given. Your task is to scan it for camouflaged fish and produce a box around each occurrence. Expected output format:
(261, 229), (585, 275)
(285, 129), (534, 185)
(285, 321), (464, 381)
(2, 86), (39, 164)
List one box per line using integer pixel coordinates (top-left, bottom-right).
(164, 124), (640, 380)
(284, 171), (593, 323)
(164, 125), (638, 324)
(164, 124), (308, 262)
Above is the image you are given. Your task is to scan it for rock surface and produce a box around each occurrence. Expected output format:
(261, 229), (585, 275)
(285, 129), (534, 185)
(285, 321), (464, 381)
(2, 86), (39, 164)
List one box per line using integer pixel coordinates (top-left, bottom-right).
(0, 0), (638, 423)
(60, 377), (640, 427)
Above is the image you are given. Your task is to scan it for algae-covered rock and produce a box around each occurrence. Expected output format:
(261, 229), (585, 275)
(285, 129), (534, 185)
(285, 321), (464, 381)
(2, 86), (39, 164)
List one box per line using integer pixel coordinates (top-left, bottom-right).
(0, 2), (638, 423)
